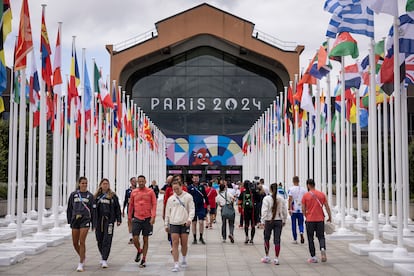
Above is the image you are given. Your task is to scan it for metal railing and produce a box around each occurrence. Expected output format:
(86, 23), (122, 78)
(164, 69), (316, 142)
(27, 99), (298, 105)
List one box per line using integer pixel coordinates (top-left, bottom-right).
(252, 28), (298, 51)
(113, 28), (158, 52)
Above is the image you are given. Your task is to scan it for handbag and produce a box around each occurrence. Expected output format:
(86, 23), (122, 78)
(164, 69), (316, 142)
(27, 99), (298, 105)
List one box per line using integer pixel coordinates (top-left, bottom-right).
(220, 192), (235, 219)
(310, 192), (334, 234)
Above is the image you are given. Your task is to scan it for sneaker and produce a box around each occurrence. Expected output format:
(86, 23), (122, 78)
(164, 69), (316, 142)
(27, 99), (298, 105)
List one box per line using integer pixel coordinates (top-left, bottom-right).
(229, 234), (234, 243)
(244, 237), (249, 244)
(321, 249), (327, 262)
(135, 251), (142, 262)
(139, 259), (146, 268)
(128, 238), (133, 244)
(171, 265), (180, 272)
(292, 240), (298, 244)
(273, 258), (279, 265)
(238, 225), (243, 228)
(261, 256), (271, 263)
(199, 237), (206, 245)
(76, 263), (84, 272)
(101, 260), (108, 268)
(192, 239), (197, 245)
(222, 239), (226, 243)
(249, 239), (254, 244)
(307, 256), (318, 263)
(181, 260), (187, 268)
(300, 234), (305, 244)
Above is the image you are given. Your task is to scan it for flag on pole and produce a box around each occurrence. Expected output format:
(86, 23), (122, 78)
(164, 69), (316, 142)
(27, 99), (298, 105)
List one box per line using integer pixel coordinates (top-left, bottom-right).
(0, 0), (11, 95)
(399, 13), (414, 55)
(40, 6), (52, 89)
(360, 0), (398, 16)
(406, 54), (414, 84)
(84, 61), (92, 124)
(338, 2), (374, 39)
(52, 25), (62, 94)
(300, 83), (315, 116)
(343, 63), (362, 89)
(94, 62), (114, 109)
(29, 51), (40, 127)
(69, 38), (80, 101)
(329, 32), (359, 59)
(15, 0), (33, 70)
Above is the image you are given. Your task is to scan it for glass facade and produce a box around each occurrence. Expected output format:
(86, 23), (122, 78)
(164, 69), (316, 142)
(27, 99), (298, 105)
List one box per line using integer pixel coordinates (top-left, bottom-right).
(131, 47), (280, 135)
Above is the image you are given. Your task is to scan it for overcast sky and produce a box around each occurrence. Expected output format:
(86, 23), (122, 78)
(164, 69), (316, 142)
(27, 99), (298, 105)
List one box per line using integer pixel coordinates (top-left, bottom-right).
(4, 0), (407, 94)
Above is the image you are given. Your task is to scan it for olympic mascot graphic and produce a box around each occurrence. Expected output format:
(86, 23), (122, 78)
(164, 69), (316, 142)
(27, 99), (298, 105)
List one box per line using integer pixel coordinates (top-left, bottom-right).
(192, 148), (213, 165)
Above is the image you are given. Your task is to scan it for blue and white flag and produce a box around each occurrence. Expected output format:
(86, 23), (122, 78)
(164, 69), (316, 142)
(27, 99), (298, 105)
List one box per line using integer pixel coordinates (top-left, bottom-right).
(399, 13), (414, 55)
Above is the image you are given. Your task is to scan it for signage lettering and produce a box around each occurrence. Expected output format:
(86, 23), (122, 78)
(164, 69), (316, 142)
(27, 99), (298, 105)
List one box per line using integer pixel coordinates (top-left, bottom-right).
(150, 97), (261, 111)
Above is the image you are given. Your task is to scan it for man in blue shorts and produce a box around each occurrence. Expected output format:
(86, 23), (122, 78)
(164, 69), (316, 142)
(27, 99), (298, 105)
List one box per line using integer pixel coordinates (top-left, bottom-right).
(187, 174), (210, 244)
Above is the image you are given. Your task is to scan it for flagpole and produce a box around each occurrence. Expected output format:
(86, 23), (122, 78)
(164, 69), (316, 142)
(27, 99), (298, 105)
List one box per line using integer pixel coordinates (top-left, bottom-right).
(326, 39), (333, 209)
(6, 65), (15, 222)
(315, 80), (321, 190)
(338, 56), (346, 232)
(27, 81), (34, 222)
(389, 95), (396, 222)
(355, 78), (363, 223)
(382, 91), (392, 230)
(80, 48), (86, 177)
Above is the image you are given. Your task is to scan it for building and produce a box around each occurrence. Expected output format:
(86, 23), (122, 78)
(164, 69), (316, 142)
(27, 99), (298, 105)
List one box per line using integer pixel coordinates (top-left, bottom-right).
(106, 3), (304, 182)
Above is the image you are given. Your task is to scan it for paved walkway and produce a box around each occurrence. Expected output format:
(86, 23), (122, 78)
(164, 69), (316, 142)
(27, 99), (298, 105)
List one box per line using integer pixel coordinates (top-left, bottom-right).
(0, 200), (405, 276)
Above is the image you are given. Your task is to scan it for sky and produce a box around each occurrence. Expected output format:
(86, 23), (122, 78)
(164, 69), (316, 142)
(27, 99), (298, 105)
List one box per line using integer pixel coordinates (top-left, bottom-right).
(4, 0), (408, 95)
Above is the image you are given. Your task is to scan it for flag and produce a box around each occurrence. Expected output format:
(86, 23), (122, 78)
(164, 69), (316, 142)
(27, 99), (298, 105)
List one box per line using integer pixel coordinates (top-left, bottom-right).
(343, 63), (361, 89)
(40, 6), (52, 89)
(406, 54), (414, 84)
(338, 2), (374, 39)
(0, 0), (11, 95)
(300, 83), (315, 116)
(94, 62), (114, 109)
(15, 0), (33, 70)
(399, 13), (414, 55)
(329, 32), (359, 59)
(242, 133), (251, 155)
(309, 44), (332, 79)
(69, 39), (80, 100)
(84, 61), (92, 123)
(360, 0), (398, 17)
(407, 0), (414, 12)
(29, 51), (40, 127)
(0, 96), (4, 113)
(53, 25), (62, 94)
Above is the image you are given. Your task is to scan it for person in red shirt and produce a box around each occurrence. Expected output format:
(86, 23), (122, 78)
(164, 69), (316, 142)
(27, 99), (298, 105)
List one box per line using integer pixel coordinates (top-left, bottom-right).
(205, 181), (218, 229)
(128, 175), (157, 268)
(301, 178), (332, 264)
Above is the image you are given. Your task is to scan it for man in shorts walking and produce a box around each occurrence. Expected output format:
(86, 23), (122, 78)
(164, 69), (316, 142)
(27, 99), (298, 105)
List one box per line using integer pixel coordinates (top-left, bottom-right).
(128, 175), (157, 268)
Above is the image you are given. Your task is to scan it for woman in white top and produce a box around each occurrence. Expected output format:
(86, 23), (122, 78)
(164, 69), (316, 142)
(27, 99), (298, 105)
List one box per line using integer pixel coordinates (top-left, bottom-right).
(216, 183), (235, 243)
(260, 183), (287, 265)
(165, 179), (195, 272)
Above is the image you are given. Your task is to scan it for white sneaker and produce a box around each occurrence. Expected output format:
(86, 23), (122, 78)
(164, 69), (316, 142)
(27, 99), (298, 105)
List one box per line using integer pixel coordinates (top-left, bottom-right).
(171, 265), (180, 272)
(76, 263), (84, 272)
(261, 256), (271, 263)
(181, 260), (187, 267)
(101, 260), (108, 268)
(274, 258), (279, 265)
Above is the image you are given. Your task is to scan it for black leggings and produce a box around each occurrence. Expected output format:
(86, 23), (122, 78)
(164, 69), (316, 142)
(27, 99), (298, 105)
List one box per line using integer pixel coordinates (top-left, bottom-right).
(305, 221), (326, 257)
(243, 208), (256, 240)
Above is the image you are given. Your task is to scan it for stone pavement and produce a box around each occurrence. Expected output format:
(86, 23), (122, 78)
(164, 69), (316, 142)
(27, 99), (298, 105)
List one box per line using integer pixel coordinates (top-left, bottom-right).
(0, 200), (404, 276)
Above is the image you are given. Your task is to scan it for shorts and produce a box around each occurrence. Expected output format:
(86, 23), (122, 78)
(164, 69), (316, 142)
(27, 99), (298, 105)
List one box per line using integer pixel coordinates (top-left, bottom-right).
(192, 208), (206, 221)
(209, 207), (217, 215)
(70, 215), (91, 229)
(169, 224), (191, 235)
(132, 217), (153, 236)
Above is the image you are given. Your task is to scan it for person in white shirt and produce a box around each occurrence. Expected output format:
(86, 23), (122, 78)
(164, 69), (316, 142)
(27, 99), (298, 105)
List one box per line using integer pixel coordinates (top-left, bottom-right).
(216, 183), (236, 243)
(164, 179), (195, 272)
(287, 176), (307, 244)
(260, 183), (287, 265)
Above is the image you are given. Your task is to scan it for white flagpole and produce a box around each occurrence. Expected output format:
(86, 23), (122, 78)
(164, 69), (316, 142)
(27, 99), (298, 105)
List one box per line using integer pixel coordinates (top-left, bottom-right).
(326, 39), (333, 209)
(79, 48), (86, 177)
(6, 65), (15, 222)
(338, 56), (346, 231)
(389, 96), (396, 222)
(382, 92), (392, 230)
(377, 105), (383, 219)
(26, 78), (34, 222)
(401, 87), (411, 233)
(315, 80), (321, 190)
(355, 84), (363, 223)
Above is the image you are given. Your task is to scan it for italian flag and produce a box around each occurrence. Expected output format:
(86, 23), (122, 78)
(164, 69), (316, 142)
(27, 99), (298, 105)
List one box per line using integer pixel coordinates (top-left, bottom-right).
(94, 62), (114, 109)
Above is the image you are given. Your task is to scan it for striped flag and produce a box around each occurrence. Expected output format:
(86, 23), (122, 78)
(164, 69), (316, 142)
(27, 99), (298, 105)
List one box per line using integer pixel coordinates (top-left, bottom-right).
(343, 63), (361, 90)
(399, 13), (414, 55)
(94, 61), (114, 109)
(69, 38), (80, 101)
(405, 54), (414, 84)
(40, 6), (52, 89)
(360, 0), (398, 17)
(52, 25), (62, 95)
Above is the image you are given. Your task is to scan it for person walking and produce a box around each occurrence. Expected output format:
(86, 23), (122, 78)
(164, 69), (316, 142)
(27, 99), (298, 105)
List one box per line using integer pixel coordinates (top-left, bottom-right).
(287, 176), (307, 244)
(122, 177), (137, 244)
(216, 183), (235, 243)
(67, 176), (94, 272)
(238, 180), (257, 244)
(260, 183), (287, 265)
(128, 175), (157, 268)
(302, 178), (332, 263)
(164, 178), (195, 272)
(205, 181), (218, 229)
(187, 174), (210, 244)
(149, 180), (160, 199)
(92, 178), (122, 268)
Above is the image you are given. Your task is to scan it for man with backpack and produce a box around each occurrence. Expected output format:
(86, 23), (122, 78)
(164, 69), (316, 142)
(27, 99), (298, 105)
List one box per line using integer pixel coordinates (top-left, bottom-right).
(238, 180), (257, 244)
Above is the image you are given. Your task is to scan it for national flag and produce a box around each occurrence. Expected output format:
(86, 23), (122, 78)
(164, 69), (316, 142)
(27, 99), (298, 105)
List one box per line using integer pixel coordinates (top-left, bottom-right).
(338, 2), (374, 39)
(360, 0), (398, 17)
(15, 0), (33, 70)
(329, 32), (359, 60)
(300, 83), (315, 116)
(29, 51), (40, 127)
(40, 6), (52, 89)
(69, 38), (80, 100)
(0, 96), (4, 113)
(0, 0), (11, 95)
(309, 44), (332, 79)
(84, 61), (92, 124)
(242, 133), (250, 155)
(399, 13), (414, 55)
(406, 54), (414, 84)
(94, 61), (114, 109)
(52, 25), (62, 94)
(343, 63), (361, 89)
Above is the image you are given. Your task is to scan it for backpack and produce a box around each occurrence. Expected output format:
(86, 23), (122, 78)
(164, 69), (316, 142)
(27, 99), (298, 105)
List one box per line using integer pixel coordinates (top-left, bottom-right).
(242, 192), (253, 209)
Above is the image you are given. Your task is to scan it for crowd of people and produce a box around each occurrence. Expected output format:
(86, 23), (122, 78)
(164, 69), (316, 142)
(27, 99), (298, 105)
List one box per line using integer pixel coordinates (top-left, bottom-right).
(66, 174), (332, 272)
